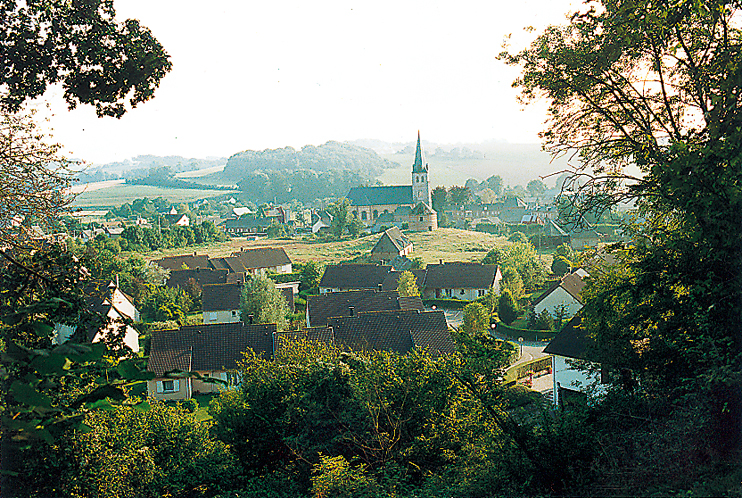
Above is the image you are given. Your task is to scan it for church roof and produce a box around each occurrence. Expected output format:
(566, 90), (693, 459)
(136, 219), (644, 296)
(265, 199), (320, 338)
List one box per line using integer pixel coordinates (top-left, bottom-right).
(347, 186), (413, 206)
(413, 130), (428, 173)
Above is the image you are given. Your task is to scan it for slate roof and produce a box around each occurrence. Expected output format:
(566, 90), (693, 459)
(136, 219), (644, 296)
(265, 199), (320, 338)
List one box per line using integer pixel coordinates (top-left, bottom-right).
(224, 217), (274, 230)
(327, 309), (454, 356)
(319, 264), (392, 290)
(532, 272), (586, 307)
(202, 282), (243, 311)
(543, 315), (596, 361)
(381, 269), (427, 292)
(347, 186), (413, 206)
(231, 247), (291, 269)
(153, 254), (210, 270)
(371, 227), (412, 255)
(424, 262), (499, 289)
(166, 268), (229, 289)
(307, 289), (423, 327)
(209, 256), (248, 273)
(147, 322), (275, 375)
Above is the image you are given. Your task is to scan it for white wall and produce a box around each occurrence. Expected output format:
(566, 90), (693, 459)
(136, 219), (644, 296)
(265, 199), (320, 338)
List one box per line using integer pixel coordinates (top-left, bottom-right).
(551, 355), (605, 406)
(203, 309), (241, 324)
(534, 287), (583, 318)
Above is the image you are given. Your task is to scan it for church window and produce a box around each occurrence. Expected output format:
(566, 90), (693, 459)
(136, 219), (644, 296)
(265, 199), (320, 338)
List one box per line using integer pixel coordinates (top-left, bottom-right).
(361, 211), (367, 221)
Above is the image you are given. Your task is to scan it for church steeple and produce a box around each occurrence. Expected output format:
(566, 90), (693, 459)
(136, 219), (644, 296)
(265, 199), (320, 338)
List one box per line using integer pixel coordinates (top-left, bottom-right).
(411, 131), (431, 206)
(412, 130), (427, 173)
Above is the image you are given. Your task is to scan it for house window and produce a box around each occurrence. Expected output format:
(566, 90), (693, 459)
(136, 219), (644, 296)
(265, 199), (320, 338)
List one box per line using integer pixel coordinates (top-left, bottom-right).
(353, 211), (358, 218)
(361, 211), (367, 221)
(478, 289), (485, 297)
(460, 289), (465, 295)
(373, 210), (378, 219)
(419, 217), (424, 221)
(445, 289), (452, 297)
(232, 310), (237, 316)
(163, 380), (175, 392)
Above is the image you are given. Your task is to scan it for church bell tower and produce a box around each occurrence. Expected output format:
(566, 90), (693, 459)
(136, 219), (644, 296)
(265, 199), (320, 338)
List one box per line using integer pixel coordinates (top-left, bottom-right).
(411, 131), (431, 206)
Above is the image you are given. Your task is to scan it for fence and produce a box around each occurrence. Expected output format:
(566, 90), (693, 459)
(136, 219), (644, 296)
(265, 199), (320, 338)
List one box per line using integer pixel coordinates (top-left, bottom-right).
(505, 356), (553, 383)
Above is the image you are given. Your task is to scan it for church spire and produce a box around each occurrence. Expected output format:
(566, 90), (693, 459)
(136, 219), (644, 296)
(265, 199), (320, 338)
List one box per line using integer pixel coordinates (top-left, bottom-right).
(412, 130), (427, 173)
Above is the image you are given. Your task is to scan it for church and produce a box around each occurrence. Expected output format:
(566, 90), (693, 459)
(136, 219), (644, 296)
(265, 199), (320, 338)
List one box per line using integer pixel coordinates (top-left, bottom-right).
(346, 132), (438, 231)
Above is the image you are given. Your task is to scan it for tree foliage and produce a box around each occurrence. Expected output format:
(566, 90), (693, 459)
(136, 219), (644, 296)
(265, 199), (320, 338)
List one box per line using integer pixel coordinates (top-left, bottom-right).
(1, 0), (171, 117)
(497, 289), (518, 326)
(396, 270), (420, 297)
(462, 302), (489, 334)
(240, 275), (289, 331)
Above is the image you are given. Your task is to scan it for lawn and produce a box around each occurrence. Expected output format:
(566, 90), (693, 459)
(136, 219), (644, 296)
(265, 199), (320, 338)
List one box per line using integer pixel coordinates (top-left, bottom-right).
(145, 228), (509, 266)
(71, 183), (238, 208)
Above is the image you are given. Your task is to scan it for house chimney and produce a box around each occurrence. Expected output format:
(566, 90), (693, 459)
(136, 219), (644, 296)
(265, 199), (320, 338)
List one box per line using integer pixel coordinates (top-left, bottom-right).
(348, 306), (355, 317)
(248, 314), (254, 325)
(378, 283), (383, 292)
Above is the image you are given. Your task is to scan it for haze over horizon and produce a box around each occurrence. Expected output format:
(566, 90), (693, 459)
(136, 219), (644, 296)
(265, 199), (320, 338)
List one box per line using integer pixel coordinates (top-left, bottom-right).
(33, 0), (576, 165)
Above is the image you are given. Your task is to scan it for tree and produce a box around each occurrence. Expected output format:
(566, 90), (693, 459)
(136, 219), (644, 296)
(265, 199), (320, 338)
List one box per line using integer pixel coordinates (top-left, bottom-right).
(462, 302), (489, 334)
(2, 0), (171, 117)
(0, 109), (75, 247)
(240, 275), (288, 331)
(497, 289), (518, 326)
(551, 256), (571, 277)
(486, 175), (504, 196)
(431, 186), (447, 212)
(298, 260), (323, 291)
(526, 179), (546, 198)
(140, 285), (193, 323)
(447, 186), (472, 206)
(500, 266), (524, 301)
(476, 187), (498, 204)
(327, 198), (352, 239)
(504, 0), (742, 475)
(396, 270), (420, 297)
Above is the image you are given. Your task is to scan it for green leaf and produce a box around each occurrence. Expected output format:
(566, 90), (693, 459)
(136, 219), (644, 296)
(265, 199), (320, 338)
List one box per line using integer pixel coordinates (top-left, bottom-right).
(10, 381), (52, 409)
(74, 385), (126, 406)
(32, 321), (54, 337)
(30, 354), (70, 376)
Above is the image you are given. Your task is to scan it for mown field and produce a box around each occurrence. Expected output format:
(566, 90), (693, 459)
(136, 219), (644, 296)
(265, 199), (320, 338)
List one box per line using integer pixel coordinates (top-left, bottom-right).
(71, 183), (238, 208)
(145, 228), (517, 265)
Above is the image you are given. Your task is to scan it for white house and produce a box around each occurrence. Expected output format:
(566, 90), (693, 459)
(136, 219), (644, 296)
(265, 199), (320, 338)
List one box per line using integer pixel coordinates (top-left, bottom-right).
(533, 271), (587, 319)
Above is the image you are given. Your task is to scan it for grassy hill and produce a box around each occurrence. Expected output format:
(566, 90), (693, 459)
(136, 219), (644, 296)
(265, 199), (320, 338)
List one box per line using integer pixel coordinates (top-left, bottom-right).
(146, 228), (512, 266)
(71, 184), (237, 208)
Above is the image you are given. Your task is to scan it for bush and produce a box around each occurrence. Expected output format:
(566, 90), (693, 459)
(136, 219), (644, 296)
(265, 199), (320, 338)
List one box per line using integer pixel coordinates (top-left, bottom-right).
(498, 289), (519, 325)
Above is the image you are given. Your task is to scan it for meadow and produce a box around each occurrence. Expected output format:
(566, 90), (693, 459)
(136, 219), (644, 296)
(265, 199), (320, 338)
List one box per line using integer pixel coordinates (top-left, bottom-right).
(71, 183), (238, 208)
(145, 228), (524, 266)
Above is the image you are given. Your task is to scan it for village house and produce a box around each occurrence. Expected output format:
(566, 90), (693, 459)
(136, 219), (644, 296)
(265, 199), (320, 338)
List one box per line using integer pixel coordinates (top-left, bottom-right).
(327, 309), (455, 357)
(306, 289), (423, 328)
(381, 269), (427, 292)
(371, 227), (413, 262)
(146, 322), (275, 401)
(318, 263), (393, 294)
(230, 246), (292, 275)
(202, 282), (243, 324)
(222, 217), (274, 236)
(153, 253), (210, 270)
(532, 271), (587, 319)
(543, 315), (607, 407)
(53, 278), (140, 353)
(423, 261), (502, 300)
(165, 267), (229, 290)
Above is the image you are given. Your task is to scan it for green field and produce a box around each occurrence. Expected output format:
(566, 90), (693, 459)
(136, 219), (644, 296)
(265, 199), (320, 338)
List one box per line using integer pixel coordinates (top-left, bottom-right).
(71, 184), (238, 208)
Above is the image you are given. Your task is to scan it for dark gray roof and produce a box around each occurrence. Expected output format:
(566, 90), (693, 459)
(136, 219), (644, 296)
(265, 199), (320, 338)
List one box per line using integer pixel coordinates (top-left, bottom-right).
(225, 217), (274, 229)
(307, 289), (423, 327)
(371, 227), (412, 255)
(319, 263), (392, 290)
(327, 309), (454, 356)
(166, 268), (228, 289)
(425, 262), (498, 289)
(231, 247), (291, 269)
(147, 322), (275, 375)
(202, 282), (243, 311)
(543, 315), (596, 361)
(347, 186), (413, 206)
(209, 256), (248, 273)
(381, 269), (427, 292)
(153, 254), (210, 270)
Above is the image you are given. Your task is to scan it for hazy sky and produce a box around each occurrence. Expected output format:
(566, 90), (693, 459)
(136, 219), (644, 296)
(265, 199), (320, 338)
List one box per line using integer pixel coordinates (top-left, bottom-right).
(36, 0), (577, 164)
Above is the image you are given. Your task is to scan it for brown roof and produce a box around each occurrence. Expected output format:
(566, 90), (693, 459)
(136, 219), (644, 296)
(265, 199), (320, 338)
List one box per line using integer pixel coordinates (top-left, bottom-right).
(319, 263), (392, 290)
(166, 268), (229, 289)
(147, 322), (275, 375)
(307, 289), (423, 328)
(153, 254), (210, 270)
(381, 269), (427, 291)
(327, 309), (454, 356)
(230, 247), (291, 270)
(202, 282), (243, 312)
(209, 256), (249, 273)
(560, 272), (586, 302)
(371, 227), (412, 255)
(424, 262), (499, 289)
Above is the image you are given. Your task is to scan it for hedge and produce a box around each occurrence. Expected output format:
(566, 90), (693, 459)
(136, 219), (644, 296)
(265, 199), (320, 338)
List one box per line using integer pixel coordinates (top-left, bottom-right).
(422, 298), (471, 309)
(493, 321), (557, 342)
(505, 356), (553, 382)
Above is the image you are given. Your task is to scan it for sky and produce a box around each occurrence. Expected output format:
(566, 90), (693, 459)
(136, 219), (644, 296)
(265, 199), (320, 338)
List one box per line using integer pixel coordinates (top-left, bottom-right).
(36, 0), (577, 165)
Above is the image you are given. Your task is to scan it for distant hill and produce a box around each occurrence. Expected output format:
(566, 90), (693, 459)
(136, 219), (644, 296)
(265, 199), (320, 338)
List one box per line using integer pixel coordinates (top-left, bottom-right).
(75, 155), (228, 183)
(218, 141), (399, 182)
